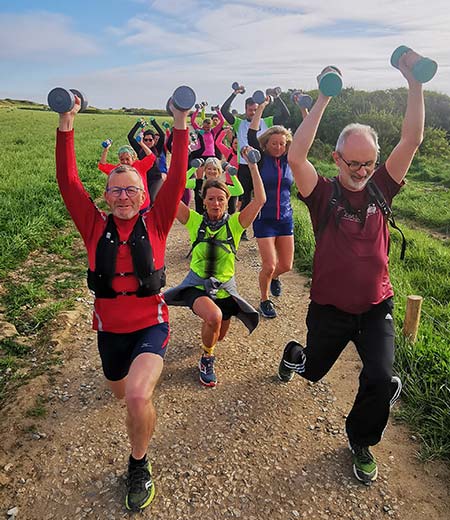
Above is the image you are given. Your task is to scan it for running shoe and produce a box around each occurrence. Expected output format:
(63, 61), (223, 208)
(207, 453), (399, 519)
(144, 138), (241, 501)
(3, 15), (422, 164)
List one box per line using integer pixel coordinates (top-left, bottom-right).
(349, 443), (378, 485)
(259, 299), (277, 318)
(278, 340), (306, 382)
(125, 459), (155, 512)
(270, 278), (282, 297)
(199, 355), (217, 387)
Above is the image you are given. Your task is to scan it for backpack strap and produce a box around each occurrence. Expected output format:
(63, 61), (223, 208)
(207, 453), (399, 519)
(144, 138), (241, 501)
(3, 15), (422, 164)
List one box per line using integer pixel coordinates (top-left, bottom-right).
(186, 218), (237, 258)
(315, 177), (341, 238)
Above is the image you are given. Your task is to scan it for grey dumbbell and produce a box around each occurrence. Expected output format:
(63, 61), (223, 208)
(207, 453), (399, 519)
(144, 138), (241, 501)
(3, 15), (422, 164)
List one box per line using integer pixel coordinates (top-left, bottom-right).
(232, 81), (246, 94)
(231, 109), (238, 115)
(247, 149), (261, 164)
(211, 105), (220, 112)
(166, 86), (196, 115)
(390, 45), (437, 83)
(47, 87), (88, 113)
(291, 90), (313, 110)
(227, 165), (238, 176)
(190, 158), (205, 168)
(266, 87), (281, 98)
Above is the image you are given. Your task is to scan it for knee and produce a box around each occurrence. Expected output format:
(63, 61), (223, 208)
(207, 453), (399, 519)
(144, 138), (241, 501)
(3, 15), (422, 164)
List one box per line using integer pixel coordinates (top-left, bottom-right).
(261, 261), (276, 277)
(126, 391), (151, 418)
(277, 259), (293, 274)
(203, 309), (222, 330)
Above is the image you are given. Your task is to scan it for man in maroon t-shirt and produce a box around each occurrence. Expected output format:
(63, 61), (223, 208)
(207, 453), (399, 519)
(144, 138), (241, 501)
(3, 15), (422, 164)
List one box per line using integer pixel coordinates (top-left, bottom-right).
(277, 53), (424, 485)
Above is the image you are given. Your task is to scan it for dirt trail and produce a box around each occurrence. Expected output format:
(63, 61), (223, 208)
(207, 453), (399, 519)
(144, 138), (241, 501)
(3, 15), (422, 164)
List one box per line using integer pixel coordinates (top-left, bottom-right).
(0, 220), (449, 519)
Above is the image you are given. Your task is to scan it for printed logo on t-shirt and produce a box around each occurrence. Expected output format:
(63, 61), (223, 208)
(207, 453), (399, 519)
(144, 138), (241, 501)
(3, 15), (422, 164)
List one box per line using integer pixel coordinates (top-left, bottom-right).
(385, 313), (393, 320)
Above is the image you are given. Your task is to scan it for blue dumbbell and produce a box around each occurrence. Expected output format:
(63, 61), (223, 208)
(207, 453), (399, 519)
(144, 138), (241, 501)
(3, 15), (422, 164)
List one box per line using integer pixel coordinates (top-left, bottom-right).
(318, 66), (343, 97)
(47, 87), (88, 113)
(252, 90), (266, 105)
(247, 149), (261, 164)
(101, 138), (113, 148)
(232, 81), (246, 94)
(390, 45), (438, 83)
(166, 86), (196, 115)
(291, 91), (313, 110)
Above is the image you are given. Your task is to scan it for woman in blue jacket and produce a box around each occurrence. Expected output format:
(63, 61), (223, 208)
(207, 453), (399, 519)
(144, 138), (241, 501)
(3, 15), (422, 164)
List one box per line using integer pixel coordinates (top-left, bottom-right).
(247, 97), (294, 319)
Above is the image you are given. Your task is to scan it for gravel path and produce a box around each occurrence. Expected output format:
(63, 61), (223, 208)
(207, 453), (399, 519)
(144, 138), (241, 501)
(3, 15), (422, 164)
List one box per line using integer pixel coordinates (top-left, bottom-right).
(0, 220), (449, 519)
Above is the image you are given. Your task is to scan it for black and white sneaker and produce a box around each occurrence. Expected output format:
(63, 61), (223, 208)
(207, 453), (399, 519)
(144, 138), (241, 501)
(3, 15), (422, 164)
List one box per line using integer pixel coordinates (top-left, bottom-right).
(278, 340), (306, 382)
(125, 459), (155, 512)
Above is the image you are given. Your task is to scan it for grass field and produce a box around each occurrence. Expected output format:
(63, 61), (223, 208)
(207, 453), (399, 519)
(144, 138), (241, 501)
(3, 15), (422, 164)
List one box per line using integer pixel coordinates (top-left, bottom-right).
(0, 103), (449, 461)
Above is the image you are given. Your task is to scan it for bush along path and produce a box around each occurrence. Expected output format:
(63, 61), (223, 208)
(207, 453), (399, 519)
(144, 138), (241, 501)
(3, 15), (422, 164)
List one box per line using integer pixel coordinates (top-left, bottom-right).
(0, 220), (449, 519)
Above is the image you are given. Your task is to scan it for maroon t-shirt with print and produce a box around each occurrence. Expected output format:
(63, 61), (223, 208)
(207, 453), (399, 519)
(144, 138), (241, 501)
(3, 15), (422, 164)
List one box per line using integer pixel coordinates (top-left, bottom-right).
(300, 164), (402, 314)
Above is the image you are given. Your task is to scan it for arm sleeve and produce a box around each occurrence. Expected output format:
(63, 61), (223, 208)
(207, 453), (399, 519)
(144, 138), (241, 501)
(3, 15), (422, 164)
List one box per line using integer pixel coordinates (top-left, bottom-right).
(247, 128), (262, 152)
(56, 130), (102, 243)
(98, 163), (116, 174)
(151, 119), (165, 155)
(186, 167), (196, 189)
(273, 96), (290, 126)
(212, 110), (225, 138)
(166, 131), (173, 153)
(221, 93), (237, 125)
(216, 129), (231, 158)
(127, 121), (142, 156)
(228, 175), (244, 197)
(151, 129), (189, 235)
(191, 109), (201, 130)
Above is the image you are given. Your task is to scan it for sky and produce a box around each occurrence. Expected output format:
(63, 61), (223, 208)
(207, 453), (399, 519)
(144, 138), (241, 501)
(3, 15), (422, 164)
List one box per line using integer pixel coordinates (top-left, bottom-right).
(0, 0), (449, 110)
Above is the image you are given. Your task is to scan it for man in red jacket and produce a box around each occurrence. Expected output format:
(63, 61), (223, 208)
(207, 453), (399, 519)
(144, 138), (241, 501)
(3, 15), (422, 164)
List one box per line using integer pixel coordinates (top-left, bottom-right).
(56, 96), (189, 512)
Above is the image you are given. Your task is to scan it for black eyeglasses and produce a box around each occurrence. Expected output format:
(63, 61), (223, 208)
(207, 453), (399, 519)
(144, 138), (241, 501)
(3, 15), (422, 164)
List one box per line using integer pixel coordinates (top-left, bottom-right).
(338, 152), (378, 172)
(106, 186), (143, 198)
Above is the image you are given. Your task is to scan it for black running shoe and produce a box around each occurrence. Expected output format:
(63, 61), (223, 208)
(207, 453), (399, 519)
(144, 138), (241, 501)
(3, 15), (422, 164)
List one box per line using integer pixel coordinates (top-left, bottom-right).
(278, 340), (305, 382)
(259, 299), (277, 318)
(125, 460), (155, 512)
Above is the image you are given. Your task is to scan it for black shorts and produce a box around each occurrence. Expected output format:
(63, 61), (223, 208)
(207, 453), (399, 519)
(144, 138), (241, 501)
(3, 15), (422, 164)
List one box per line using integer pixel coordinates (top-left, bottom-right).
(97, 322), (169, 381)
(181, 287), (240, 321)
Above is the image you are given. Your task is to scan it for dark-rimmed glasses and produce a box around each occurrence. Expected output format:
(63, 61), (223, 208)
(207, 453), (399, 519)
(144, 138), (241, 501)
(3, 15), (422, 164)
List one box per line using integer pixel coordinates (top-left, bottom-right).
(338, 152), (378, 172)
(106, 186), (143, 198)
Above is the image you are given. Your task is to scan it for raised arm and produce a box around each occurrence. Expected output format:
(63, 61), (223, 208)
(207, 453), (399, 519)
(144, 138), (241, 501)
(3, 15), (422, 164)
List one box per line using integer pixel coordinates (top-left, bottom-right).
(385, 52), (424, 184)
(99, 142), (110, 164)
(138, 139), (153, 156)
(190, 108), (201, 130)
(211, 108), (225, 137)
(127, 119), (144, 156)
(238, 148), (266, 228)
(150, 118), (165, 155)
(221, 92), (238, 125)
(288, 91), (331, 198)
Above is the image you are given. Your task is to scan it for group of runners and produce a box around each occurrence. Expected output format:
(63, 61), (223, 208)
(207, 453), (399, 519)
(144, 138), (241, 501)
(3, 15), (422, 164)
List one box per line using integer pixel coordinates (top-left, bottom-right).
(55, 50), (424, 512)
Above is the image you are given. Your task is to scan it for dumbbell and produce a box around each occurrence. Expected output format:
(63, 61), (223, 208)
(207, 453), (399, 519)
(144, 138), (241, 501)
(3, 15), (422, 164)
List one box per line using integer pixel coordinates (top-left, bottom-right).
(266, 87), (282, 98)
(231, 109), (238, 115)
(291, 90), (313, 110)
(390, 45), (438, 83)
(47, 87), (88, 113)
(101, 138), (113, 148)
(211, 105), (220, 112)
(190, 158), (205, 168)
(247, 149), (261, 164)
(232, 81), (246, 94)
(252, 90), (268, 105)
(162, 121), (171, 129)
(166, 86), (196, 116)
(137, 118), (148, 127)
(222, 161), (238, 177)
(317, 66), (343, 97)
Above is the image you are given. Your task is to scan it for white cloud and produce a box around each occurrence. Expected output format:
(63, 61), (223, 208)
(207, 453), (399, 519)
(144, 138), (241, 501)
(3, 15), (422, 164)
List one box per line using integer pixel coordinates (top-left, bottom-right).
(0, 11), (99, 61)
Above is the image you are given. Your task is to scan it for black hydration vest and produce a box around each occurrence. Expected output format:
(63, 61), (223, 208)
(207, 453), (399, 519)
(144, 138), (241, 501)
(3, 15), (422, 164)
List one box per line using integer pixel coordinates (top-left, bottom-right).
(87, 214), (166, 298)
(314, 177), (406, 259)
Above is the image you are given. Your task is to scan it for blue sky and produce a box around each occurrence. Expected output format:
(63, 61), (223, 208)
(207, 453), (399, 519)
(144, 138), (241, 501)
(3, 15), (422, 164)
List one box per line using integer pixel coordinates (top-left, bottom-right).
(0, 0), (448, 110)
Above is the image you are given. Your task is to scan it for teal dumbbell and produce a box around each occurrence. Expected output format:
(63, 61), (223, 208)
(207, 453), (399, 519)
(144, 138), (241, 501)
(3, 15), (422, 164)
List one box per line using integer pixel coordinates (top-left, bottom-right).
(317, 66), (343, 97)
(390, 45), (437, 83)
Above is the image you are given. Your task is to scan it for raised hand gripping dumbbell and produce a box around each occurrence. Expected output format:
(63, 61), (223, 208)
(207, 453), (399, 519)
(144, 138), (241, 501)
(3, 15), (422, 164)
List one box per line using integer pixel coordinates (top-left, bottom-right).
(266, 87), (282, 98)
(246, 148), (261, 164)
(252, 90), (267, 105)
(190, 158), (205, 169)
(101, 138), (113, 148)
(390, 46), (438, 83)
(317, 66), (343, 97)
(166, 85), (196, 116)
(211, 105), (220, 112)
(47, 87), (88, 113)
(291, 90), (313, 110)
(232, 81), (246, 94)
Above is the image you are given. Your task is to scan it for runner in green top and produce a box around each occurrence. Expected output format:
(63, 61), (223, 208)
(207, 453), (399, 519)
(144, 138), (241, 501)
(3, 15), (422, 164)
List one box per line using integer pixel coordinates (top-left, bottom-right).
(165, 149), (266, 387)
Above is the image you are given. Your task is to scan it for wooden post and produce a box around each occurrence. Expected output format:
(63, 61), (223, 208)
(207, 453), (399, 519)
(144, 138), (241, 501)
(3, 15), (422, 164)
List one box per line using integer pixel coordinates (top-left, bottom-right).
(402, 295), (423, 343)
